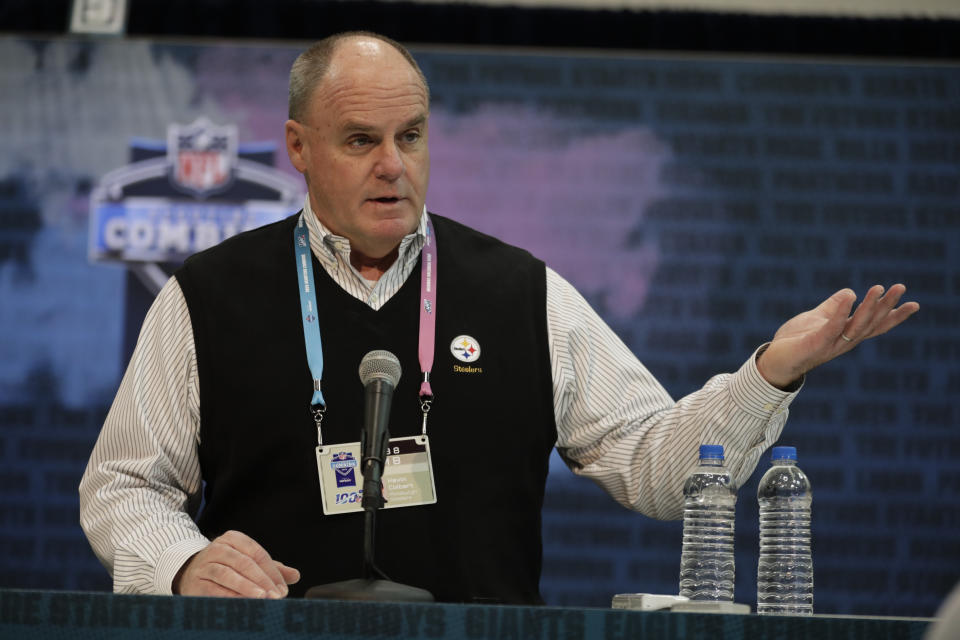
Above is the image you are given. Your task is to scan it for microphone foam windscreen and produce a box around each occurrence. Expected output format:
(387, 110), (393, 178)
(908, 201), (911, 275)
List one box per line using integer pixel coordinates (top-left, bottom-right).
(358, 350), (402, 387)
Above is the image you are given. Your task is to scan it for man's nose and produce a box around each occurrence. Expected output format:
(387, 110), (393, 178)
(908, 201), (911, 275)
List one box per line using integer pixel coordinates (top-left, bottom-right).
(374, 140), (404, 181)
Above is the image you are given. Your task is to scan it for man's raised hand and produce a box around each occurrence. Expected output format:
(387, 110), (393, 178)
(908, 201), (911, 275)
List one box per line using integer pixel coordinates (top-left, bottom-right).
(757, 284), (919, 389)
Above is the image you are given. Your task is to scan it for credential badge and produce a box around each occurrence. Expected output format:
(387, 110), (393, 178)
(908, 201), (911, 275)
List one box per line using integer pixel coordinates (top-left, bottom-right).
(450, 335), (481, 363)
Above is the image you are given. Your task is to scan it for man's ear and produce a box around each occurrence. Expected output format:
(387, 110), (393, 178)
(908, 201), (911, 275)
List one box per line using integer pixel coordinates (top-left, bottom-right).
(285, 120), (307, 174)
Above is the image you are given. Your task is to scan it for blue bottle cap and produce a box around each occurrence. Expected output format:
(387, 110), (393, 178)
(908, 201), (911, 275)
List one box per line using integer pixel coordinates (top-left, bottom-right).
(771, 446), (797, 461)
(699, 444), (724, 460)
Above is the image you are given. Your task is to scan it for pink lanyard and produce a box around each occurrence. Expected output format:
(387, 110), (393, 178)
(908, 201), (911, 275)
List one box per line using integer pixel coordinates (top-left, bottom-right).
(417, 218), (437, 428)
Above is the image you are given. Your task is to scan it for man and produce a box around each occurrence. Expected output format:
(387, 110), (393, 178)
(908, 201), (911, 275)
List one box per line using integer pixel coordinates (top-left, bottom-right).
(80, 32), (918, 603)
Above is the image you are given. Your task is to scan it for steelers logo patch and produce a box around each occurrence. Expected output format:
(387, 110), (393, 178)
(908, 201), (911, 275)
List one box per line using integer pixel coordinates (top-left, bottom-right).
(450, 335), (481, 363)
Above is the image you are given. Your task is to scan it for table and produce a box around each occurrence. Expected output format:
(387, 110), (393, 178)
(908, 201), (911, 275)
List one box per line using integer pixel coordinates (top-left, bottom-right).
(0, 589), (933, 639)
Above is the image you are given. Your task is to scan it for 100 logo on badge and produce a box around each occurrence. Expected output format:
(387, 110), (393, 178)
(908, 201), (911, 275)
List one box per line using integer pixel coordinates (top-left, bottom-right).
(334, 490), (364, 505)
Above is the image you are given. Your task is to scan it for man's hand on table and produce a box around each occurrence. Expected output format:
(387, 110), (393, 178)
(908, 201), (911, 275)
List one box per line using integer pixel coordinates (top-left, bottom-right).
(173, 530), (300, 598)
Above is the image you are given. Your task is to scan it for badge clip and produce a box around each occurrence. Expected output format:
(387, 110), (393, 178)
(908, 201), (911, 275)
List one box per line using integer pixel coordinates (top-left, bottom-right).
(311, 404), (326, 446)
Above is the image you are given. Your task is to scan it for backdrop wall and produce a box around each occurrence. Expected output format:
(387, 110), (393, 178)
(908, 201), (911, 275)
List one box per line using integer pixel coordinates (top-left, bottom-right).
(0, 35), (957, 616)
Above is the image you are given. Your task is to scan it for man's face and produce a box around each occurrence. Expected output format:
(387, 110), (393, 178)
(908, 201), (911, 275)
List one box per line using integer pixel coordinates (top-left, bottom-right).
(285, 38), (430, 260)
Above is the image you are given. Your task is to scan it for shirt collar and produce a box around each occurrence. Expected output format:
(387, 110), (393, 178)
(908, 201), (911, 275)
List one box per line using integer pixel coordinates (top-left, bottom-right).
(301, 195), (428, 271)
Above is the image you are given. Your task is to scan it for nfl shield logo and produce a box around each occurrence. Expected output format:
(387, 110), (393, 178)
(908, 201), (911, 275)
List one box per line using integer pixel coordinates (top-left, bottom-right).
(167, 117), (238, 197)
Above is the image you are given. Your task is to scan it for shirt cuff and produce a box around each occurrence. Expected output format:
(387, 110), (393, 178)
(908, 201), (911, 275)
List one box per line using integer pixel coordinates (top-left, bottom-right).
(154, 536), (211, 595)
(729, 343), (803, 421)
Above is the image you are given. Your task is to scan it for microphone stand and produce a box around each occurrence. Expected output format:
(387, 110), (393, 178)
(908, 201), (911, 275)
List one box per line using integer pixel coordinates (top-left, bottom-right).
(305, 379), (434, 603)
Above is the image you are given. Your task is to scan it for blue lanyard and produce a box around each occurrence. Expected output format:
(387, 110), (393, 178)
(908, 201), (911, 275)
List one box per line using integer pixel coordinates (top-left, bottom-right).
(294, 214), (326, 409)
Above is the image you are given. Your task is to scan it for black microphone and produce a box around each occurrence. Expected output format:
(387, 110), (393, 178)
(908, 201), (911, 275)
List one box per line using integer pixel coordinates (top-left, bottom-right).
(358, 350), (401, 510)
(304, 349), (433, 602)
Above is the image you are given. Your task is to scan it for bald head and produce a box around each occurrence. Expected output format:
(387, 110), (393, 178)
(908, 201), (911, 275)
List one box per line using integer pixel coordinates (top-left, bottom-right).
(288, 31), (429, 122)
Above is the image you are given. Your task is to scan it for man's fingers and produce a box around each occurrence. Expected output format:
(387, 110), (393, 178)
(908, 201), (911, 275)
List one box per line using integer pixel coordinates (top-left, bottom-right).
(217, 530), (288, 594)
(862, 285), (909, 335)
(867, 298), (920, 338)
(175, 553), (264, 599)
(802, 288), (855, 351)
(840, 284), (917, 345)
(859, 285), (904, 336)
(199, 561), (279, 598)
(823, 288), (857, 317)
(196, 583), (245, 598)
(183, 579), (245, 598)
(838, 285), (884, 342)
(210, 542), (285, 597)
(276, 562), (302, 585)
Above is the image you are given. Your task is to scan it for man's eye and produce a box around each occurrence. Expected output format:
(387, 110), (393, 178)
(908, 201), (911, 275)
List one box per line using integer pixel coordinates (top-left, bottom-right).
(348, 136), (372, 148)
(402, 131), (421, 144)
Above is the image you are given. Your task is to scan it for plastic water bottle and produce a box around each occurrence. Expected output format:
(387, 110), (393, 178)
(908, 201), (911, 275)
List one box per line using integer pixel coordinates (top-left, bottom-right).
(678, 444), (736, 601)
(757, 446), (813, 615)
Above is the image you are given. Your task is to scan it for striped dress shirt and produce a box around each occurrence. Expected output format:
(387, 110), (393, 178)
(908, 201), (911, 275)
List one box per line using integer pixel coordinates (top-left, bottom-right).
(79, 199), (798, 595)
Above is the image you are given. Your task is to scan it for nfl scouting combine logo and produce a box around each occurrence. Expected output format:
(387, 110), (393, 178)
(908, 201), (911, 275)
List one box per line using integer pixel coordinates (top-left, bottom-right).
(330, 451), (359, 488)
(88, 117), (303, 269)
(450, 335), (481, 362)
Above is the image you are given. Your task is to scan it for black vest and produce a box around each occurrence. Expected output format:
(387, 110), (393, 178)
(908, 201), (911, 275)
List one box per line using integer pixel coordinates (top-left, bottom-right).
(175, 213), (557, 604)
